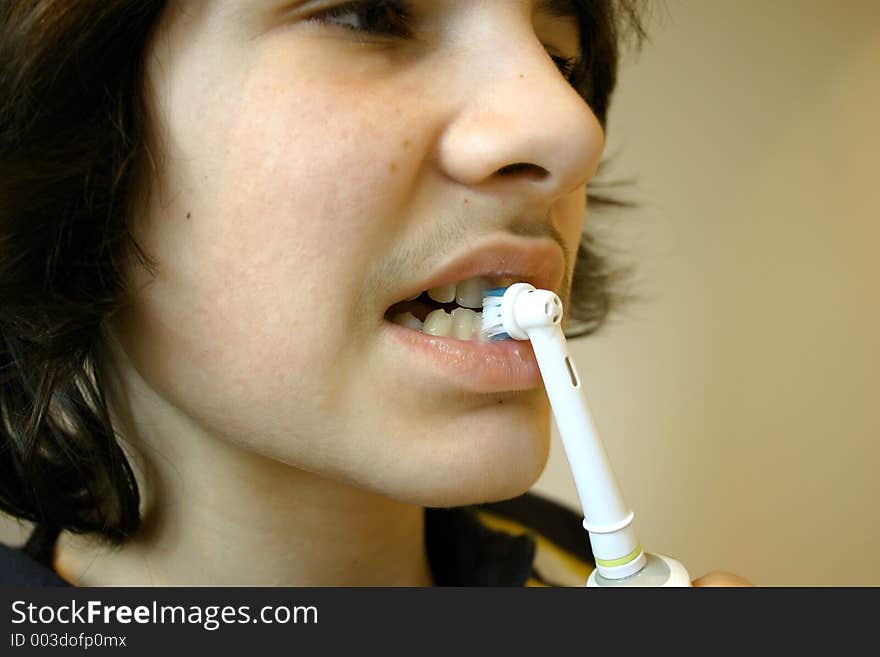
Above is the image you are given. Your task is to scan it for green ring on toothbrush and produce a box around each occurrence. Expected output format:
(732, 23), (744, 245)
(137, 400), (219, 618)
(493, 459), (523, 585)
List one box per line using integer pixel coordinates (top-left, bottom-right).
(594, 545), (643, 568)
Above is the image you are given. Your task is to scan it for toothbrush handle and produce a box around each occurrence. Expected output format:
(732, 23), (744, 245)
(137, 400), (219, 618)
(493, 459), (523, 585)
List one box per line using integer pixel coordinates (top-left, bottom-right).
(587, 553), (692, 587)
(527, 324), (644, 576)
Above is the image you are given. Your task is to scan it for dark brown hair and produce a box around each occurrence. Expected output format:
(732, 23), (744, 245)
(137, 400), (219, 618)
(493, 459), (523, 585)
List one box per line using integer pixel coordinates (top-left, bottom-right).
(0, 1), (645, 542)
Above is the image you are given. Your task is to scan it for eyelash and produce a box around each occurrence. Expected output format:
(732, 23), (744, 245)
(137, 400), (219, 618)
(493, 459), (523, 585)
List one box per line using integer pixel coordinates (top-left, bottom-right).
(552, 55), (579, 82)
(307, 0), (584, 83)
(306, 0), (416, 39)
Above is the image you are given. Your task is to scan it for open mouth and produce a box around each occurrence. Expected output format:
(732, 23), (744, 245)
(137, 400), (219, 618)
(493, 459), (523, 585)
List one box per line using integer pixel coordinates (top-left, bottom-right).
(377, 237), (562, 391)
(384, 276), (517, 341)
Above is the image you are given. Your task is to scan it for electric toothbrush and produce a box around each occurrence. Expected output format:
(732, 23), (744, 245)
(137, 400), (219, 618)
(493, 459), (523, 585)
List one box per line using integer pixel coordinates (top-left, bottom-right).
(481, 283), (691, 587)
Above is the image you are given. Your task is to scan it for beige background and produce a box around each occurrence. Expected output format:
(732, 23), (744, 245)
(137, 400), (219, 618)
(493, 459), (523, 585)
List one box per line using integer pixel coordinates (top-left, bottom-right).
(534, 0), (880, 585)
(3, 1), (878, 586)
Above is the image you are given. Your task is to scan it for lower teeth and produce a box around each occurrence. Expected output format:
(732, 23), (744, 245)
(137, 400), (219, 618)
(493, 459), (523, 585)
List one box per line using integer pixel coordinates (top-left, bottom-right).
(392, 311), (424, 331)
(392, 308), (485, 341)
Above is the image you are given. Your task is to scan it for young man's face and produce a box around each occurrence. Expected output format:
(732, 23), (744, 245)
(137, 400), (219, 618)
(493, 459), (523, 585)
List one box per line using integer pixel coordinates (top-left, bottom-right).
(114, 0), (605, 506)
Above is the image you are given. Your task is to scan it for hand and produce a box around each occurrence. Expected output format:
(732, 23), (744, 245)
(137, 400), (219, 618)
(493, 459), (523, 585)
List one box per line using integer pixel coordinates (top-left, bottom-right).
(691, 571), (754, 587)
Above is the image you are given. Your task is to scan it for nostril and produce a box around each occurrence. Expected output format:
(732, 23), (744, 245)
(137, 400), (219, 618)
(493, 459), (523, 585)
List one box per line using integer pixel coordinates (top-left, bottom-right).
(496, 162), (549, 180)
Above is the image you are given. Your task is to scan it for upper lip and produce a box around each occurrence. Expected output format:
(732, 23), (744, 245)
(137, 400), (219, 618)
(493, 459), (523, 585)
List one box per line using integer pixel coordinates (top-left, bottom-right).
(385, 235), (567, 308)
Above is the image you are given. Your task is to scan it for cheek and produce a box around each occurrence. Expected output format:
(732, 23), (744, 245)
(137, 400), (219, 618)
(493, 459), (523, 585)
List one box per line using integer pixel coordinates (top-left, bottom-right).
(231, 49), (418, 233)
(121, 49), (421, 429)
(212, 54), (422, 311)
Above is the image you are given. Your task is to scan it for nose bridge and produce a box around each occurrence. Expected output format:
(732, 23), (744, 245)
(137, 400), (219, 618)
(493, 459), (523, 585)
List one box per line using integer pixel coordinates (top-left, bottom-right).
(434, 18), (605, 200)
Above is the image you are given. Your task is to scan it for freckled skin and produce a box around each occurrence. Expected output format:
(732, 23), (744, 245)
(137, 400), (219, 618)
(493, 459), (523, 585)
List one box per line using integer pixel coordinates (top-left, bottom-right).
(51, 1), (610, 588)
(53, 1), (752, 588)
(109, 1), (603, 511)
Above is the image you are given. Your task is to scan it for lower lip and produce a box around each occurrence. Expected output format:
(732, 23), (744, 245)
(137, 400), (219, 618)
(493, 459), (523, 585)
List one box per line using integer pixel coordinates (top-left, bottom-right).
(382, 320), (544, 393)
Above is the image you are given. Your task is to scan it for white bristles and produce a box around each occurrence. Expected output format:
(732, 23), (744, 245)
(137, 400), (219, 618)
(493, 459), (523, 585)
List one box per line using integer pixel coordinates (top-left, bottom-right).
(479, 294), (507, 340)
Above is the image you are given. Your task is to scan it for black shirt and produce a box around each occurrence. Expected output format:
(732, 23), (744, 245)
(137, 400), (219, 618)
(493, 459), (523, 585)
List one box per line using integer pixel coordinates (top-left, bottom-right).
(0, 492), (594, 587)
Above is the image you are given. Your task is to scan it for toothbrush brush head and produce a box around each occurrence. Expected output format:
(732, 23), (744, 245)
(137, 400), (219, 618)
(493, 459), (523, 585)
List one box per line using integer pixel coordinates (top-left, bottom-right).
(481, 283), (564, 341)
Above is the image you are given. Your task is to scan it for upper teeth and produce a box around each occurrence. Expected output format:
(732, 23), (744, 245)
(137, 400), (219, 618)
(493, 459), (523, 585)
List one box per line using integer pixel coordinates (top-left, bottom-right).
(426, 276), (488, 308)
(427, 282), (457, 304)
(390, 276), (498, 341)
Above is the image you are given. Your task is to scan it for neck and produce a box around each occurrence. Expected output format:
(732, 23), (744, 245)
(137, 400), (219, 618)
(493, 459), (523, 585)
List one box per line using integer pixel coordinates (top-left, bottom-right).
(57, 432), (433, 587)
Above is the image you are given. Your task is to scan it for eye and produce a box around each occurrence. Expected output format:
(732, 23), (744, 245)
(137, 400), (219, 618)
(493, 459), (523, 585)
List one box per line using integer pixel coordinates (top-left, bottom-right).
(306, 0), (415, 39)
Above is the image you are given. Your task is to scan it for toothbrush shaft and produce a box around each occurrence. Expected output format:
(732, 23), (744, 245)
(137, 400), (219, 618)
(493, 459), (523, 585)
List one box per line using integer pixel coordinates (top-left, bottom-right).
(528, 325), (639, 557)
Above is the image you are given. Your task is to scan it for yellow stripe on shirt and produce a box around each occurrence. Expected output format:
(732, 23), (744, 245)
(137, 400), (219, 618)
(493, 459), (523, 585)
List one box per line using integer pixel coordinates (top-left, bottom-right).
(474, 509), (594, 587)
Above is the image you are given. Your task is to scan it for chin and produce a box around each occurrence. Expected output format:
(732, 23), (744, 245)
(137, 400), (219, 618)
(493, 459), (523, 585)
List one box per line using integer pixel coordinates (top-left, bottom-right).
(376, 410), (552, 509)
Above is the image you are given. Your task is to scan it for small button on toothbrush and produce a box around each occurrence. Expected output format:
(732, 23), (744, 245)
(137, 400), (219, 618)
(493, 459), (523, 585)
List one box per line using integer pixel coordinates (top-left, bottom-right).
(482, 283), (691, 587)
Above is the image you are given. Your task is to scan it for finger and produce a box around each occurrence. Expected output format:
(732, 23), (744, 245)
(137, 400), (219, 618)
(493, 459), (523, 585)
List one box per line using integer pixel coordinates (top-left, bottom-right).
(691, 571), (754, 587)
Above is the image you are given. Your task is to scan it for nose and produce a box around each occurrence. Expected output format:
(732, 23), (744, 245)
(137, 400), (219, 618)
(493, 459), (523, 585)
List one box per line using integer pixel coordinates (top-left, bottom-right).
(434, 30), (606, 204)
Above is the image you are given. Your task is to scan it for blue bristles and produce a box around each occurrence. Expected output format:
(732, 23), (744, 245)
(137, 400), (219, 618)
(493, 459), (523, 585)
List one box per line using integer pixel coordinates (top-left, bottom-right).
(481, 286), (511, 340)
